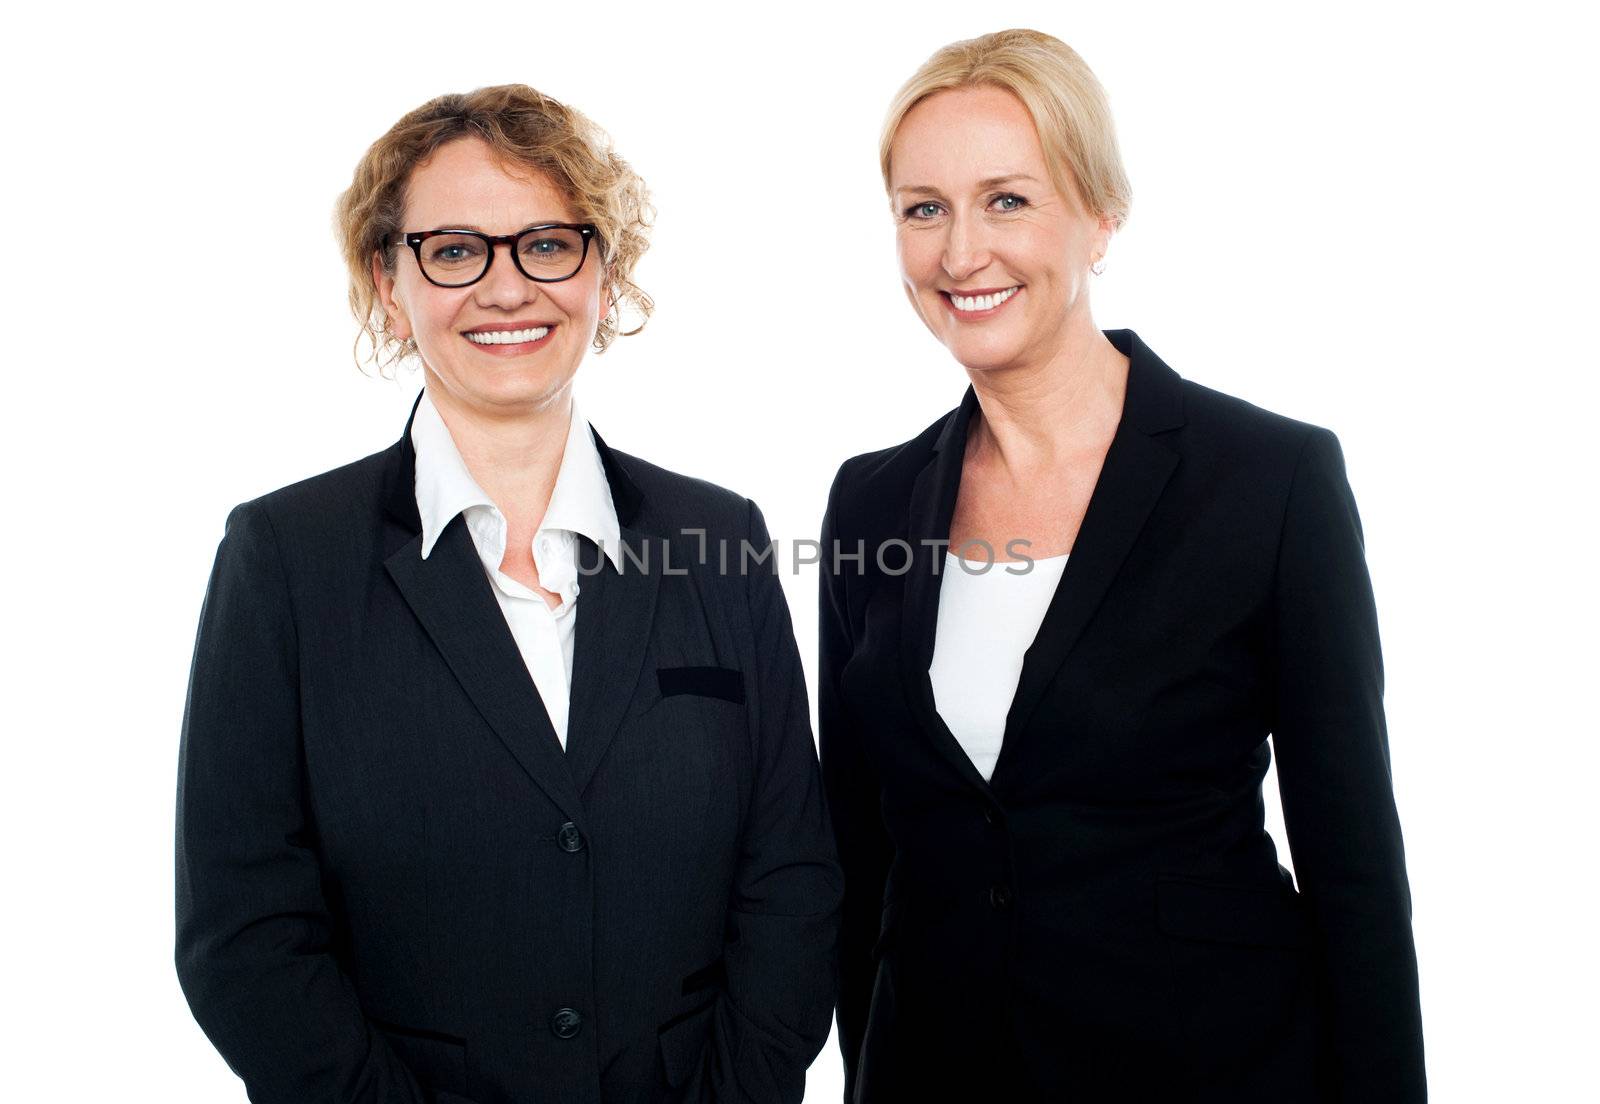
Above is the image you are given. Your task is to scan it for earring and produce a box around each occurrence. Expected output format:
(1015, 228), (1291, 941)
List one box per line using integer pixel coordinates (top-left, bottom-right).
(1090, 255), (1106, 276)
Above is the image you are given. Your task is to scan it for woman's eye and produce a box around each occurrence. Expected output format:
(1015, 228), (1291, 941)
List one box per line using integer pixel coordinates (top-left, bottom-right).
(423, 236), (487, 266)
(430, 245), (479, 263)
(993, 193), (1027, 212)
(905, 202), (943, 220)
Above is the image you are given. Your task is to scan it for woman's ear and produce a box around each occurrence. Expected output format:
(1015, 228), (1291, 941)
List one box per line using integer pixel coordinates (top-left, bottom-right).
(372, 251), (412, 342)
(1092, 213), (1118, 263)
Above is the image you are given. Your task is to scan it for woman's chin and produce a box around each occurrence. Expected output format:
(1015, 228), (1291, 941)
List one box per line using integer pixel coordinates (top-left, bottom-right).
(948, 343), (1026, 375)
(432, 367), (576, 417)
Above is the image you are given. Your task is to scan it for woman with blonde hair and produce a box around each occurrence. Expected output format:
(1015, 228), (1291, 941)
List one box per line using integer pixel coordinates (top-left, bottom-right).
(176, 84), (839, 1104)
(820, 30), (1424, 1101)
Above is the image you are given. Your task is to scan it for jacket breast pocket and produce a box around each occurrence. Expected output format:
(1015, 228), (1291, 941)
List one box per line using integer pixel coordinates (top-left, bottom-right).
(657, 665), (744, 705)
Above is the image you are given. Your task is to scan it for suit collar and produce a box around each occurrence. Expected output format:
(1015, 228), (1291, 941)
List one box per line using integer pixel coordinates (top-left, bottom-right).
(384, 388), (647, 535)
(902, 327), (1186, 799)
(409, 389), (623, 573)
(381, 390), (427, 535)
(1109, 326), (1186, 436)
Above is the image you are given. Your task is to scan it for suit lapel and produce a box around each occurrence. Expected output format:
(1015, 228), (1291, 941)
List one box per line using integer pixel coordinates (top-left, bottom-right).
(900, 386), (994, 799)
(563, 524), (661, 795)
(386, 517), (583, 820)
(999, 427), (1177, 748)
(997, 330), (1186, 775)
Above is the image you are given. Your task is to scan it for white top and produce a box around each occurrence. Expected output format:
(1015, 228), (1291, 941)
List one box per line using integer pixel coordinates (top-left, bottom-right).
(929, 550), (1070, 781)
(411, 389), (622, 748)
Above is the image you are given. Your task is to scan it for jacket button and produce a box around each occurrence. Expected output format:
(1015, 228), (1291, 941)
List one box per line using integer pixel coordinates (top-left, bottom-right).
(557, 822), (584, 853)
(983, 806), (999, 826)
(550, 1007), (582, 1039)
(989, 884), (1013, 910)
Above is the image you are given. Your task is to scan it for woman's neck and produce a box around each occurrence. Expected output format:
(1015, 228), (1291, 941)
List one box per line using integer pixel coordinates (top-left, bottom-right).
(425, 374), (573, 526)
(964, 319), (1129, 475)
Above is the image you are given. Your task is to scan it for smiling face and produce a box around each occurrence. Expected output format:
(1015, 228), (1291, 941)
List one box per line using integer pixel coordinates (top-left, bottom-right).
(889, 84), (1114, 375)
(374, 137), (608, 418)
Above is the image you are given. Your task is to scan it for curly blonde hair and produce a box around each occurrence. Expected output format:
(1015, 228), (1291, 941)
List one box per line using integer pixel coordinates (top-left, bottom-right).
(335, 84), (654, 375)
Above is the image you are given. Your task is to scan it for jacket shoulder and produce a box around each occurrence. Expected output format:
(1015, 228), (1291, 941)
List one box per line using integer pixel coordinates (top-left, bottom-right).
(1177, 377), (1339, 465)
(610, 448), (755, 537)
(822, 406), (951, 538)
(230, 445), (394, 543)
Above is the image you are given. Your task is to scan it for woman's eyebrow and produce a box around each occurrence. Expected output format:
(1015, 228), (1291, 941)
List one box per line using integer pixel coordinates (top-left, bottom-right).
(976, 174), (1039, 189)
(416, 221), (555, 232)
(894, 174), (1040, 198)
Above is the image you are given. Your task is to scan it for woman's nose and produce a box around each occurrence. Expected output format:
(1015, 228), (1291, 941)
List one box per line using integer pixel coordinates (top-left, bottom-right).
(477, 243), (541, 307)
(941, 215), (991, 281)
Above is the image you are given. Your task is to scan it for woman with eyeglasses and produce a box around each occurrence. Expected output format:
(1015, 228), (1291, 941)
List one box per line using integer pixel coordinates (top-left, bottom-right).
(176, 84), (839, 1104)
(818, 31), (1425, 1102)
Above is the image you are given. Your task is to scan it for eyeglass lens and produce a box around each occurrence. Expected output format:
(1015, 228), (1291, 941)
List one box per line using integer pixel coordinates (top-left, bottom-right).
(419, 228), (587, 286)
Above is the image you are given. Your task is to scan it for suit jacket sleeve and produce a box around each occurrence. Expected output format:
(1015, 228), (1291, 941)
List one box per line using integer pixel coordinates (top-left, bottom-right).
(175, 501), (436, 1104)
(691, 498), (843, 1103)
(816, 464), (896, 1102)
(1270, 428), (1427, 1102)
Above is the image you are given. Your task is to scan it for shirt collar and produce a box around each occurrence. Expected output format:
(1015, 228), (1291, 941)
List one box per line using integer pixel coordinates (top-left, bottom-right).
(410, 389), (622, 571)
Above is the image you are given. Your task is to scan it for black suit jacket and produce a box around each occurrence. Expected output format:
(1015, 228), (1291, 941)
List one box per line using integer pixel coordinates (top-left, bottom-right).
(176, 393), (841, 1104)
(819, 329), (1424, 1102)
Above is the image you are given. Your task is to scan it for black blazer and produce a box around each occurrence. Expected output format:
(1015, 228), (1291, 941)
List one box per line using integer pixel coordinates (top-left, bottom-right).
(819, 329), (1424, 1102)
(176, 393), (841, 1104)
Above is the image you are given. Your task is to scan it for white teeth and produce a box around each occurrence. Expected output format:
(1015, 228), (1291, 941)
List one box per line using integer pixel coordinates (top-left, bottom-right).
(465, 326), (549, 345)
(950, 287), (1019, 313)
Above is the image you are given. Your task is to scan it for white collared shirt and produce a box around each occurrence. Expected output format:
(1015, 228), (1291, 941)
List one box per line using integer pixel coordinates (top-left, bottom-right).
(411, 389), (621, 748)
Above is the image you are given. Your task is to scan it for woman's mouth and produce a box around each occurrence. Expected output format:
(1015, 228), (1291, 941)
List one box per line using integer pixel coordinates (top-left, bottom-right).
(942, 286), (1021, 318)
(462, 325), (554, 354)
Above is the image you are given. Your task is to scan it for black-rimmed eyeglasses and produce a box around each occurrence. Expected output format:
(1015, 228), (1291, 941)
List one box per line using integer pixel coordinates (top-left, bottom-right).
(396, 223), (599, 288)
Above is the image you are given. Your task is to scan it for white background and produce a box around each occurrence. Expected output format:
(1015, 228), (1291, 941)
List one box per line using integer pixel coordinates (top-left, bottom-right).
(3, 1), (1595, 1100)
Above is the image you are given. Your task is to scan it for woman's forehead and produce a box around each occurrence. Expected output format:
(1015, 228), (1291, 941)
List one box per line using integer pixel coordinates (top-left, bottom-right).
(890, 86), (1047, 193)
(405, 138), (576, 227)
